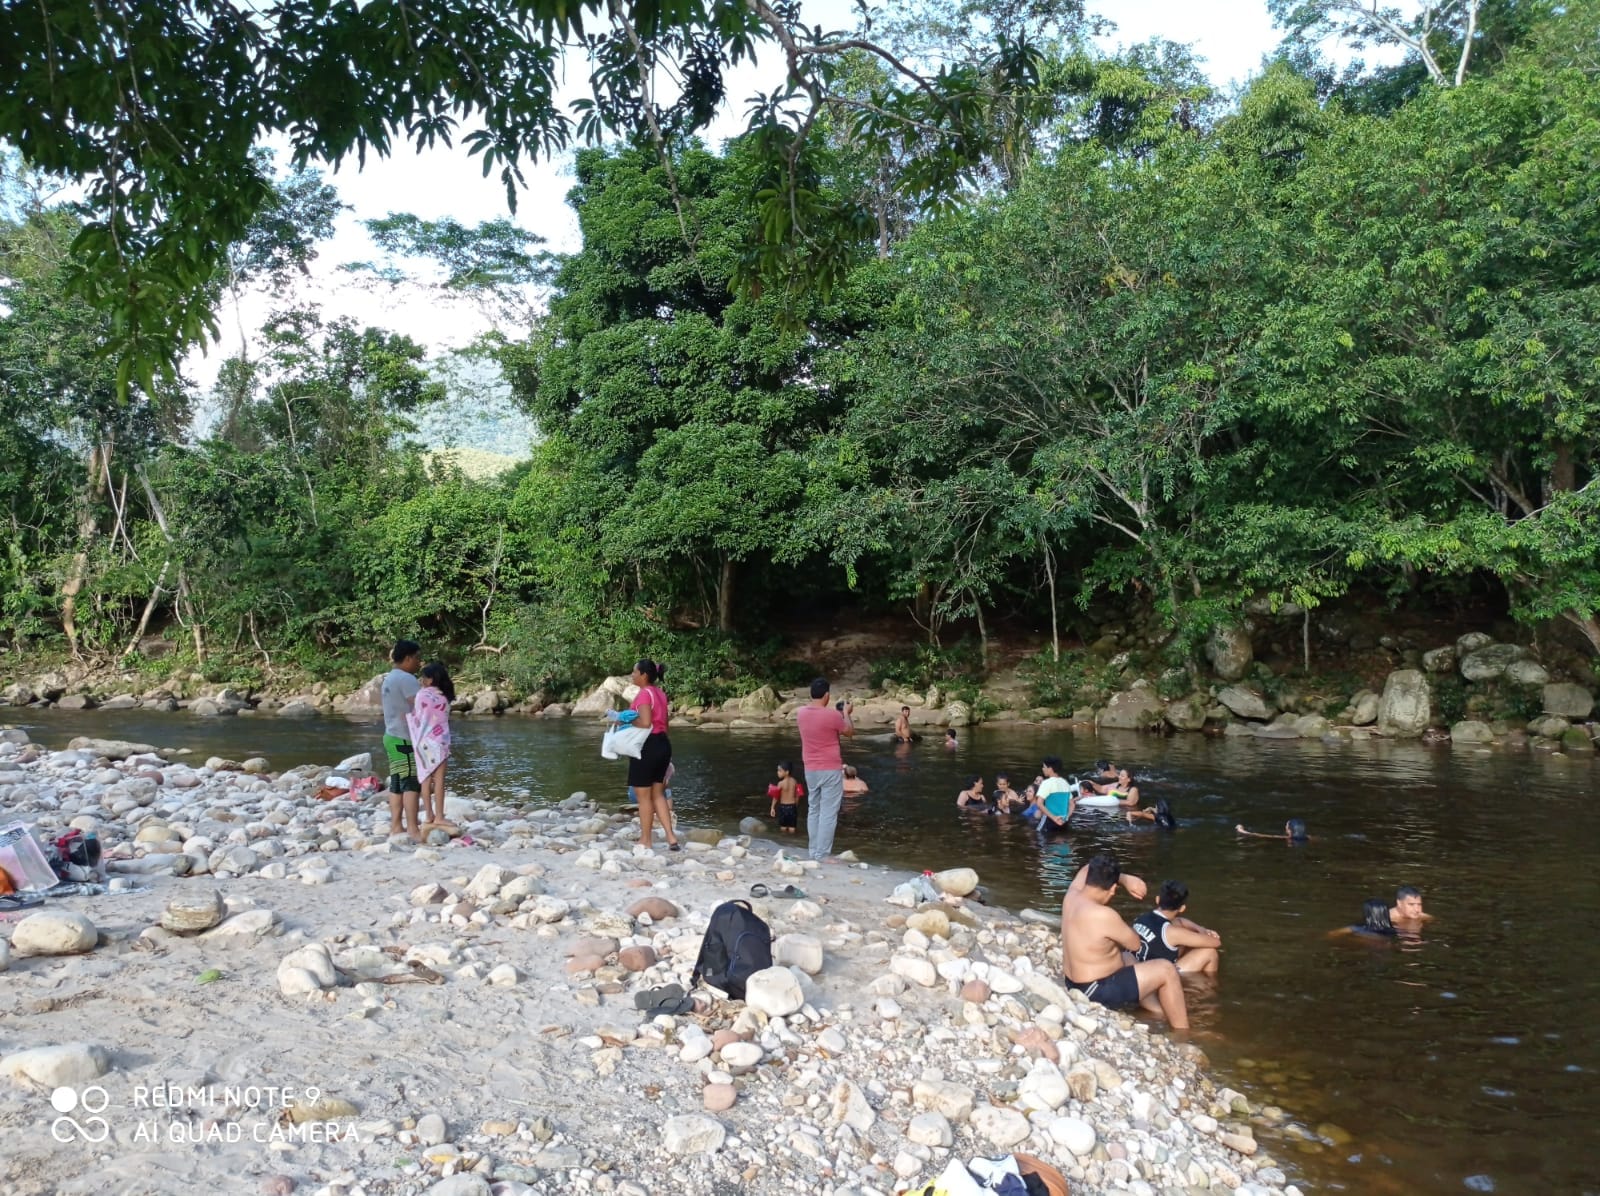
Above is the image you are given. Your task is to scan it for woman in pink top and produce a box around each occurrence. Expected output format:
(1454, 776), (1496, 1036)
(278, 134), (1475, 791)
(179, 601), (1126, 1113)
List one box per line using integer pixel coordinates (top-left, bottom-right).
(628, 658), (679, 851)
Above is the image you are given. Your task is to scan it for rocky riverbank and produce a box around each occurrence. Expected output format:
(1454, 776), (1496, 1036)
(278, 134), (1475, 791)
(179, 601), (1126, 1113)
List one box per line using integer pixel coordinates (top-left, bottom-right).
(0, 729), (1313, 1196)
(3, 626), (1596, 761)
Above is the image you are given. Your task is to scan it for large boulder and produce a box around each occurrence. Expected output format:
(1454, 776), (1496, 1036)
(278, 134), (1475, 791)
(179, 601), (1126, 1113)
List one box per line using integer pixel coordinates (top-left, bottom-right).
(277, 699), (319, 719)
(344, 674), (385, 712)
(0, 682), (37, 705)
(1450, 720), (1495, 745)
(1421, 646), (1456, 674)
(1377, 670), (1431, 737)
(944, 699), (972, 728)
(1217, 685), (1274, 721)
(737, 686), (779, 715)
(571, 684), (624, 716)
(1543, 683), (1594, 719)
(1349, 691), (1380, 726)
(1459, 643), (1526, 682)
(1164, 697), (1207, 731)
(1455, 631), (1494, 655)
(34, 671), (69, 701)
(1504, 659), (1549, 687)
(1205, 623), (1253, 682)
(1098, 687), (1166, 731)
(66, 737), (158, 760)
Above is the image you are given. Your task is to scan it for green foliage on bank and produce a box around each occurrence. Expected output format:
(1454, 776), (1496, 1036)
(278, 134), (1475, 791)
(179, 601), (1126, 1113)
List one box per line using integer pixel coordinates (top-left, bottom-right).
(1, 0), (1597, 703)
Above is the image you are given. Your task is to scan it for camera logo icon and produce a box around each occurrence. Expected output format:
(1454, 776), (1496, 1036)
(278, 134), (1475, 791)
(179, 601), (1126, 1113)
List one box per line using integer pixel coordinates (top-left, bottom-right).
(50, 1086), (111, 1143)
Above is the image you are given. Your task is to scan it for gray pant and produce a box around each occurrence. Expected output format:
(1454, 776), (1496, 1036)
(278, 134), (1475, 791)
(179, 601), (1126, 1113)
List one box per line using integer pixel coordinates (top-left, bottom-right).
(804, 768), (845, 861)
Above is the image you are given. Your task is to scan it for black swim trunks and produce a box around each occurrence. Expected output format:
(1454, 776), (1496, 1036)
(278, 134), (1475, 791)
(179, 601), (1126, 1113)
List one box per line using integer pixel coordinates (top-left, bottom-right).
(776, 802), (798, 830)
(1065, 965), (1142, 1009)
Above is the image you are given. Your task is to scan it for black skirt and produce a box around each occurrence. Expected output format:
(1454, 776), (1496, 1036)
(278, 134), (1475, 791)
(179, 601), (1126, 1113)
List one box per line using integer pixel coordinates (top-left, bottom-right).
(628, 732), (672, 787)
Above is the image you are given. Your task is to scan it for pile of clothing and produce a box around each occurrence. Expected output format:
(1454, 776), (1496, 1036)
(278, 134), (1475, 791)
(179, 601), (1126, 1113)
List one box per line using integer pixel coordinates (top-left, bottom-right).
(905, 1154), (1069, 1196)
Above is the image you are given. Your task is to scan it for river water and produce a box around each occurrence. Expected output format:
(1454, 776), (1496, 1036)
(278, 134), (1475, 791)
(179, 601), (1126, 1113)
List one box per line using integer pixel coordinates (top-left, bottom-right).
(8, 709), (1599, 1195)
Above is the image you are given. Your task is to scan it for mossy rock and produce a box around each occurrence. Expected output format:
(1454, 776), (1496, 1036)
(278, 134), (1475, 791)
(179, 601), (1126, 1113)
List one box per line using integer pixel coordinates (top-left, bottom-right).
(1560, 727), (1595, 754)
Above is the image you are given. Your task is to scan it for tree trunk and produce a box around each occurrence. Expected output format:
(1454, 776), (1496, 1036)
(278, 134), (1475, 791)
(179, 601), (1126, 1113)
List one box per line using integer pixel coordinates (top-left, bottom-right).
(1562, 610), (1600, 656)
(136, 465), (206, 664)
(1043, 545), (1060, 662)
(975, 600), (989, 667)
(121, 559), (171, 659)
(717, 556), (736, 633)
(61, 440), (111, 659)
(1551, 440), (1576, 495)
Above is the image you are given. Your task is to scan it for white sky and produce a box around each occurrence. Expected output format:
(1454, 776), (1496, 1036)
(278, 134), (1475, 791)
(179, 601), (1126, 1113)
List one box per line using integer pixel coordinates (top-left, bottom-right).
(191, 0), (1288, 393)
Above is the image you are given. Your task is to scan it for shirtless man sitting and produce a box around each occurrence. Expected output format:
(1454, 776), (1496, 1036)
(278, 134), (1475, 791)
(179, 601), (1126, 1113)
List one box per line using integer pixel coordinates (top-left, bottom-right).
(1389, 885), (1433, 932)
(893, 706), (914, 743)
(1060, 854), (1189, 1029)
(1132, 880), (1221, 975)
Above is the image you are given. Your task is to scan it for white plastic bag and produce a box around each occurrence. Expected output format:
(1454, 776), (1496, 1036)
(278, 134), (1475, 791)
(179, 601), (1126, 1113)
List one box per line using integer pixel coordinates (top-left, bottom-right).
(601, 725), (649, 760)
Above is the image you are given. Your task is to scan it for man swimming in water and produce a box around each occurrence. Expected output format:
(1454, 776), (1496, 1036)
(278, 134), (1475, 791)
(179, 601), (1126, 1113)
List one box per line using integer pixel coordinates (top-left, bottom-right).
(1132, 880), (1220, 975)
(1060, 854), (1189, 1028)
(1390, 885), (1432, 931)
(894, 706), (913, 743)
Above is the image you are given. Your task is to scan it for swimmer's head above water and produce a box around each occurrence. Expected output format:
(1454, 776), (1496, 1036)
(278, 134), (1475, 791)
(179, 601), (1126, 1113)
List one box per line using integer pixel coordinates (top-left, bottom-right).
(1153, 798), (1176, 829)
(1285, 818), (1309, 842)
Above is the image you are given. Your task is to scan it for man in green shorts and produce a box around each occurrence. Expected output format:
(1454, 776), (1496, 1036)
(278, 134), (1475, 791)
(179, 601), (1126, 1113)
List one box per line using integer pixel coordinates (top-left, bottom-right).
(382, 639), (423, 840)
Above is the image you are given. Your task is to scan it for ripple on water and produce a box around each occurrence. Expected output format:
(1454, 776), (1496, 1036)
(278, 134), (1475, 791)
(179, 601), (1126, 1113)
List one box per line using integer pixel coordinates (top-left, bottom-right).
(1463, 1176), (1496, 1192)
(1488, 1036), (1520, 1045)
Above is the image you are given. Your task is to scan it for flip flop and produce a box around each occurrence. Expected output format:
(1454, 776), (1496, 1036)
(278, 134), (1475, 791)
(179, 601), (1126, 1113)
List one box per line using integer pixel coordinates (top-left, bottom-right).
(647, 994), (695, 1017)
(634, 983), (686, 1011)
(749, 883), (771, 898)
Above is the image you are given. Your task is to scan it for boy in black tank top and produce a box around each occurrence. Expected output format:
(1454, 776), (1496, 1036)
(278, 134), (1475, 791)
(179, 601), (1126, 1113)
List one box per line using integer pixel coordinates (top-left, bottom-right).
(1132, 881), (1222, 975)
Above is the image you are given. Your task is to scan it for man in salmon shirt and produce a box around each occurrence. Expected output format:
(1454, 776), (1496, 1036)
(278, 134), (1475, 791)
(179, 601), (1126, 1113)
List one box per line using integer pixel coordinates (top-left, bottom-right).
(794, 677), (855, 861)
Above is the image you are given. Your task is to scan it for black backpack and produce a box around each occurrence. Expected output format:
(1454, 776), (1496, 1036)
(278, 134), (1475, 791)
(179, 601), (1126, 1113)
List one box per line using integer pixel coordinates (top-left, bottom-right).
(691, 900), (773, 1000)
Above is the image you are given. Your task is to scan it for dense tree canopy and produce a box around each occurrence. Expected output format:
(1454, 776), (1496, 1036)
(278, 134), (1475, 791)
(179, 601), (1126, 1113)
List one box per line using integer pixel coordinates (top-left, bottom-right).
(0, 0), (1596, 704)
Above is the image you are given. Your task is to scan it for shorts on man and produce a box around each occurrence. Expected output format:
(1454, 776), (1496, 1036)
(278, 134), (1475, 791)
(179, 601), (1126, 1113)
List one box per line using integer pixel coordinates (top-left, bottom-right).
(383, 734), (421, 795)
(1065, 965), (1141, 1009)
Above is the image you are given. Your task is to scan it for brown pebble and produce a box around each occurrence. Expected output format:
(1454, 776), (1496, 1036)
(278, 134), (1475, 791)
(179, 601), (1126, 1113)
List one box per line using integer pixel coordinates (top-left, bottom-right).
(711, 1028), (745, 1051)
(703, 1083), (737, 1112)
(1220, 1131), (1258, 1156)
(626, 878), (653, 889)
(626, 897), (680, 921)
(565, 954), (606, 976)
(261, 1177), (297, 1196)
(618, 945), (658, 972)
(960, 979), (990, 1004)
(1013, 1025), (1060, 1064)
(568, 936), (619, 959)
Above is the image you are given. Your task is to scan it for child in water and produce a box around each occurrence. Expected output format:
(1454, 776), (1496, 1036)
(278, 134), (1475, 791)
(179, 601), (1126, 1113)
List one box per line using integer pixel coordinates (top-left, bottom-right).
(842, 765), (869, 795)
(407, 661), (455, 828)
(1236, 819), (1311, 842)
(945, 728), (958, 750)
(1126, 797), (1177, 828)
(1330, 898), (1397, 939)
(769, 761), (803, 833)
